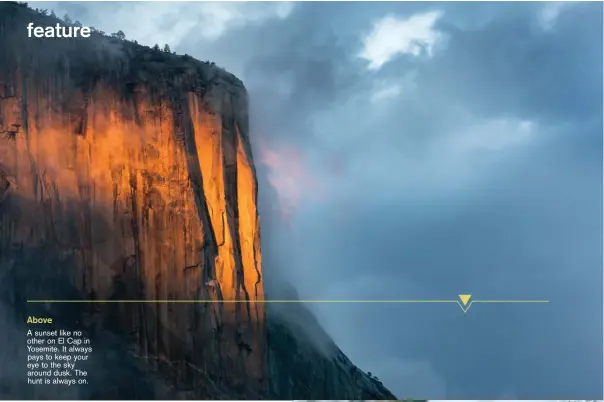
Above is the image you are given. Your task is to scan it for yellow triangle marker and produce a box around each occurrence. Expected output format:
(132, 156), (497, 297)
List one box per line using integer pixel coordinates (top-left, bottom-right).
(459, 294), (472, 306)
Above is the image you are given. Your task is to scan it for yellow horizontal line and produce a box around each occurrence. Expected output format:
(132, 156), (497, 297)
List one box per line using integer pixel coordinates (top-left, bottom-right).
(471, 300), (550, 303)
(26, 299), (550, 304)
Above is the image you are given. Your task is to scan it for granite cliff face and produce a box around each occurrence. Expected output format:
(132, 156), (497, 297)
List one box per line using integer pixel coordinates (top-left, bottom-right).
(0, 3), (397, 400)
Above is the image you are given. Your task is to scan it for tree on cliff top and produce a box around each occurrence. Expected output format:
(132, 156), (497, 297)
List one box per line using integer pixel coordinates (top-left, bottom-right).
(112, 30), (126, 40)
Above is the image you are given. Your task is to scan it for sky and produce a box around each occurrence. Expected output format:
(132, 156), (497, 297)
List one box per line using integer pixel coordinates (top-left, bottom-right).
(37, 1), (603, 399)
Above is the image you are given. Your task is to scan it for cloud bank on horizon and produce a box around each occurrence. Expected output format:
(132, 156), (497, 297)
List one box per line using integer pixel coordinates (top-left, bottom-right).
(37, 1), (603, 399)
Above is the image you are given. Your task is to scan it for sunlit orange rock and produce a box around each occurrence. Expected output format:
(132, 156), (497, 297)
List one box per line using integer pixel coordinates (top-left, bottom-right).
(0, 3), (265, 397)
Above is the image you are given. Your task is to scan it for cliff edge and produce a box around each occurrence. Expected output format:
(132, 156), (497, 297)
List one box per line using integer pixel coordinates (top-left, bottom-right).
(0, 3), (397, 399)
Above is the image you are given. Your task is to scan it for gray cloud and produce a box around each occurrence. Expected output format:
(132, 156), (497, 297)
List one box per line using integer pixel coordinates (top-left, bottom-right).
(36, 1), (603, 399)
